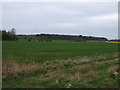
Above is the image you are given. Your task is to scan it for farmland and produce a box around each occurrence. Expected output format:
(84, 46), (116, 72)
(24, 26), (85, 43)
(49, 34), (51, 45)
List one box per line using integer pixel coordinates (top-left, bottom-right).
(2, 40), (119, 88)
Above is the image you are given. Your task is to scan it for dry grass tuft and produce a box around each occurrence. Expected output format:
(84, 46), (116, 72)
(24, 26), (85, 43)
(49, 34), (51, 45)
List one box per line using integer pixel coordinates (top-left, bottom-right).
(83, 70), (94, 78)
(47, 70), (64, 84)
(112, 53), (120, 57)
(2, 61), (19, 78)
(68, 70), (94, 81)
(47, 70), (64, 79)
(19, 64), (43, 76)
(92, 55), (107, 61)
(80, 56), (91, 63)
(66, 73), (82, 81)
(107, 65), (118, 73)
(52, 56), (92, 65)
(72, 73), (83, 81)
(71, 64), (92, 73)
(2, 61), (44, 78)
(67, 65), (94, 81)
(94, 61), (102, 65)
(103, 59), (118, 64)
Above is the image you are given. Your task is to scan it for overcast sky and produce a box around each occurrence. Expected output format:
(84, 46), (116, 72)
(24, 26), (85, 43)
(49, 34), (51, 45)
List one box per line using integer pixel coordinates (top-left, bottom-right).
(2, 2), (118, 39)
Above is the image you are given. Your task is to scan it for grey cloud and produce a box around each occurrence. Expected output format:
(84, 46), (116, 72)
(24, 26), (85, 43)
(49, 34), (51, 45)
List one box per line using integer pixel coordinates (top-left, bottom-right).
(2, 2), (118, 39)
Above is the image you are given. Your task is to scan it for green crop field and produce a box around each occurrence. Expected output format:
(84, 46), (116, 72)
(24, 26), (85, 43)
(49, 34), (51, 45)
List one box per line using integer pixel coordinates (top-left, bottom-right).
(2, 40), (119, 88)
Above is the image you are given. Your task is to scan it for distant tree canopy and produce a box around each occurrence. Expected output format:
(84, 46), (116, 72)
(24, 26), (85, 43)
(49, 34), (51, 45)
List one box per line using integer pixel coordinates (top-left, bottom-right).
(1, 28), (18, 41)
(34, 33), (108, 41)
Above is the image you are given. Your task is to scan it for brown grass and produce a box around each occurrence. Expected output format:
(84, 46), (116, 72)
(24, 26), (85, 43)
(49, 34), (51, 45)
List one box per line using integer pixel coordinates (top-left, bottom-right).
(49, 57), (91, 66)
(2, 61), (44, 78)
(83, 70), (94, 78)
(79, 56), (91, 63)
(3, 53), (118, 84)
(107, 65), (118, 73)
(94, 61), (102, 65)
(52, 54), (109, 65)
(111, 52), (120, 57)
(20, 64), (43, 75)
(46, 70), (64, 84)
(47, 70), (64, 78)
(71, 64), (92, 73)
(67, 65), (94, 81)
(2, 61), (19, 78)
(68, 70), (94, 81)
(72, 73), (83, 81)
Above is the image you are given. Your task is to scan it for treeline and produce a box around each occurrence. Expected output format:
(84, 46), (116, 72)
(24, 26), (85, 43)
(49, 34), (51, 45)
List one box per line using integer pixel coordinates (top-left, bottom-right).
(109, 39), (120, 42)
(35, 34), (108, 41)
(1, 28), (18, 41)
(1, 28), (109, 41)
(17, 33), (108, 41)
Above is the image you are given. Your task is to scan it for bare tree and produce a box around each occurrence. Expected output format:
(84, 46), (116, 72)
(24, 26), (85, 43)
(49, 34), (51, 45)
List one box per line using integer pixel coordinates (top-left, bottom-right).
(9, 28), (16, 35)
